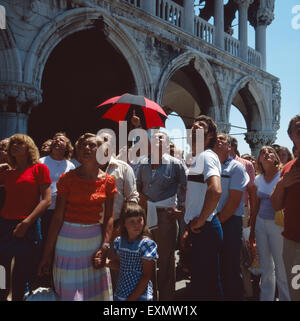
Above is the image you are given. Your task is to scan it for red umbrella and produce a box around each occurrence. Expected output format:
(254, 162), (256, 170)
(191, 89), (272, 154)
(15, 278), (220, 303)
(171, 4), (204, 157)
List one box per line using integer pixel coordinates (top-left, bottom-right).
(96, 93), (168, 129)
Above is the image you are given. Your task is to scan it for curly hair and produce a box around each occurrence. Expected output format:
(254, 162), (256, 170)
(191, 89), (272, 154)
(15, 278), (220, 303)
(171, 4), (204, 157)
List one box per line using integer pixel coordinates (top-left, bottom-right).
(256, 146), (282, 175)
(194, 115), (218, 150)
(7, 134), (40, 167)
(52, 132), (74, 160)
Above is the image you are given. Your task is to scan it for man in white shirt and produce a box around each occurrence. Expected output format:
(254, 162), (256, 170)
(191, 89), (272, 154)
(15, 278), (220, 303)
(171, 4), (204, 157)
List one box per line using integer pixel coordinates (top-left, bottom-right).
(184, 115), (223, 300)
(40, 132), (75, 247)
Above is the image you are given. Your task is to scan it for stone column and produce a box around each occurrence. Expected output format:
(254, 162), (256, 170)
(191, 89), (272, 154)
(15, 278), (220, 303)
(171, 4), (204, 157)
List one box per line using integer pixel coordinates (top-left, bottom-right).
(248, 1), (274, 70)
(141, 0), (156, 16)
(234, 0), (254, 61)
(255, 8), (274, 70)
(0, 83), (42, 139)
(217, 121), (231, 134)
(214, 0), (224, 49)
(183, 0), (194, 34)
(245, 131), (276, 158)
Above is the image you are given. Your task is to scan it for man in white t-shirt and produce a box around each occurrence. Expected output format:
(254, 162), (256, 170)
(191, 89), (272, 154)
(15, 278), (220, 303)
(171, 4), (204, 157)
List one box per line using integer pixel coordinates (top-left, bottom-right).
(184, 115), (223, 301)
(40, 132), (75, 247)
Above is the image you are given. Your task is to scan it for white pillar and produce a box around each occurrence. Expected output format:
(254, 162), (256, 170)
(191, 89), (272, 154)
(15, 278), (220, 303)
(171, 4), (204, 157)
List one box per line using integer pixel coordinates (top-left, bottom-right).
(255, 24), (267, 69)
(255, 8), (274, 70)
(235, 0), (253, 61)
(141, 0), (155, 16)
(214, 0), (224, 49)
(184, 0), (194, 34)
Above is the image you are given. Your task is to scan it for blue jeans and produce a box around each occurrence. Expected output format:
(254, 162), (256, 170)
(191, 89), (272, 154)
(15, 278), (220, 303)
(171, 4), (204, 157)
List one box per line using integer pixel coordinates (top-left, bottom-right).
(220, 215), (244, 300)
(190, 215), (223, 301)
(0, 217), (40, 300)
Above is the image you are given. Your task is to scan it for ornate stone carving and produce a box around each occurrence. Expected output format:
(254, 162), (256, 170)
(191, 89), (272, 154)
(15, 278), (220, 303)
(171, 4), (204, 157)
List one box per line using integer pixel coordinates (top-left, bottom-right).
(11, 0), (38, 21)
(0, 83), (42, 113)
(272, 81), (281, 131)
(249, 0), (275, 27)
(245, 131), (276, 149)
(257, 9), (274, 26)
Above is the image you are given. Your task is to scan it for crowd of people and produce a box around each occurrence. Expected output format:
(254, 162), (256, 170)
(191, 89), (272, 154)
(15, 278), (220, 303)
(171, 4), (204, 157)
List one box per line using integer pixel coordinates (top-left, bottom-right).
(0, 113), (299, 302)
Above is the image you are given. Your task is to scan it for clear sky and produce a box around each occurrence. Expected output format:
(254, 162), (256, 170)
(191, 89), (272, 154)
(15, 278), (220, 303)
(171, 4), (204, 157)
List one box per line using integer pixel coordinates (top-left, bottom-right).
(165, 0), (300, 157)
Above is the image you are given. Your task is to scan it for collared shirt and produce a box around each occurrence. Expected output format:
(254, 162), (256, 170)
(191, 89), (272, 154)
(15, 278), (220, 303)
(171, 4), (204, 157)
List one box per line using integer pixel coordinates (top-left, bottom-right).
(184, 149), (221, 224)
(136, 153), (187, 203)
(217, 157), (249, 217)
(105, 156), (139, 220)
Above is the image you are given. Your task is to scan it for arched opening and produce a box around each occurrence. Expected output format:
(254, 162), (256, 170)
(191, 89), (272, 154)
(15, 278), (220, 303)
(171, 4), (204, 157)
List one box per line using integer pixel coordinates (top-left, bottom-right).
(229, 81), (266, 155)
(230, 82), (263, 130)
(229, 105), (251, 155)
(28, 28), (136, 147)
(161, 64), (213, 129)
(163, 111), (188, 155)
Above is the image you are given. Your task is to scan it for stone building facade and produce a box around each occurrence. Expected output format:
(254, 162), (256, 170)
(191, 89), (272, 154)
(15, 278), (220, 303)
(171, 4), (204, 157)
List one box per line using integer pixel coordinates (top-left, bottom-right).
(0, 0), (280, 156)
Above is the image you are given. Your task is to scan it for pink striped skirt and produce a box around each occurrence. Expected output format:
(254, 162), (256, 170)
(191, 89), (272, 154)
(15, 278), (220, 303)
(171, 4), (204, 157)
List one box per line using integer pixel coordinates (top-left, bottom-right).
(53, 221), (113, 301)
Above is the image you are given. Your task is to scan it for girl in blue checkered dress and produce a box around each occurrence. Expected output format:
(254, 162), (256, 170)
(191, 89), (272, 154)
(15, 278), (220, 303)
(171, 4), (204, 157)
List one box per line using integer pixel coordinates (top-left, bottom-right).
(108, 203), (158, 301)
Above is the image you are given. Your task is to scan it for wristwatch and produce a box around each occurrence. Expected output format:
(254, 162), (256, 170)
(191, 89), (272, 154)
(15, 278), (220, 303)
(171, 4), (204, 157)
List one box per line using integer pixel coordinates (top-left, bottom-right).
(102, 242), (110, 249)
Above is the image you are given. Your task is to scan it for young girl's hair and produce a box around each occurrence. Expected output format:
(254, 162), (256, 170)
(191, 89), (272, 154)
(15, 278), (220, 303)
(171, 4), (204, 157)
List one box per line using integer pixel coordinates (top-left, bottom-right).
(120, 202), (151, 240)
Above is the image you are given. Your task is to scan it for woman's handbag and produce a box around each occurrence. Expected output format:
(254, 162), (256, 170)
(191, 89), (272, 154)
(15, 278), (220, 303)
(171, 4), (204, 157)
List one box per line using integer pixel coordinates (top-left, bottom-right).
(274, 209), (284, 227)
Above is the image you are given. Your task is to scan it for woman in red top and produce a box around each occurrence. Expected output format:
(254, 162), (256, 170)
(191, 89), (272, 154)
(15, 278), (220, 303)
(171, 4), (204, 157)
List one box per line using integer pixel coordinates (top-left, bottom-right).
(0, 134), (51, 301)
(38, 133), (117, 301)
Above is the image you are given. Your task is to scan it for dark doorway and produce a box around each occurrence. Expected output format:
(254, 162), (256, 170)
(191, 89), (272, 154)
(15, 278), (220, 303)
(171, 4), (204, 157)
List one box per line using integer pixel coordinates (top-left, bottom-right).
(28, 28), (136, 148)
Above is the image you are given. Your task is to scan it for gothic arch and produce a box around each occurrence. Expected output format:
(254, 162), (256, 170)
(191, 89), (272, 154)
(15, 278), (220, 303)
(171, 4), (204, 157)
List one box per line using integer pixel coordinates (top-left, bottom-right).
(226, 75), (270, 131)
(23, 7), (153, 97)
(156, 50), (224, 121)
(0, 24), (22, 82)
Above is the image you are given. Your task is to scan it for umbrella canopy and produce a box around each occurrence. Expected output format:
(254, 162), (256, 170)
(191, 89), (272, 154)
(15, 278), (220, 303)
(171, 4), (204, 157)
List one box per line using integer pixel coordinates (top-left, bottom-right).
(97, 93), (168, 129)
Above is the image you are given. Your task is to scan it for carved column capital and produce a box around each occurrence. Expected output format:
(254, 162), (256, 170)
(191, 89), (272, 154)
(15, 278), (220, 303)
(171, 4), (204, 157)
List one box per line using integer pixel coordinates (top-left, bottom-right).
(249, 0), (275, 28)
(0, 82), (42, 113)
(257, 8), (274, 26)
(233, 0), (254, 8)
(245, 131), (276, 156)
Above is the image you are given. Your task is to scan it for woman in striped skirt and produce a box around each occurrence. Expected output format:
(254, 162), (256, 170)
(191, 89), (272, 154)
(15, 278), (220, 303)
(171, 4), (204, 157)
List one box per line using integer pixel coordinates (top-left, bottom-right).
(38, 133), (117, 301)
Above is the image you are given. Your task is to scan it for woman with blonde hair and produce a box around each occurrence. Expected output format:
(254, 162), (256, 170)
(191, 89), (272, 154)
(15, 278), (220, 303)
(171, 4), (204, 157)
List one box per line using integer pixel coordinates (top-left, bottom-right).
(249, 146), (290, 301)
(38, 133), (117, 301)
(0, 134), (51, 300)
